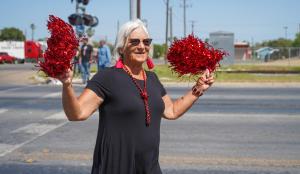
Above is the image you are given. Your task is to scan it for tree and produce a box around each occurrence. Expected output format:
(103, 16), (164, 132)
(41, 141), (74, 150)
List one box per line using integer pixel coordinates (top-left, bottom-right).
(292, 33), (300, 47)
(153, 44), (165, 59)
(0, 27), (25, 41)
(259, 38), (293, 47)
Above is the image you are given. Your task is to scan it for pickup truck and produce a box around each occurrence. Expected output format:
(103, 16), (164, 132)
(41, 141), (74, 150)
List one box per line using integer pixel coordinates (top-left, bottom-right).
(0, 52), (16, 64)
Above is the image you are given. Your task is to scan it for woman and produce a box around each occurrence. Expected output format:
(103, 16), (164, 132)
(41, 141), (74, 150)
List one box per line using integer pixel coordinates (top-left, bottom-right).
(57, 19), (214, 174)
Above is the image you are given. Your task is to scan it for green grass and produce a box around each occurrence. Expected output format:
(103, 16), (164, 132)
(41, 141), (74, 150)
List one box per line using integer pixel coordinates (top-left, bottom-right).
(214, 72), (300, 82)
(36, 70), (47, 78)
(219, 64), (300, 72)
(153, 64), (300, 83)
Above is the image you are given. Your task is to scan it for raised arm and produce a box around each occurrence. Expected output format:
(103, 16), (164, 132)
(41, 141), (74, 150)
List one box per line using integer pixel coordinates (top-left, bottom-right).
(162, 70), (213, 120)
(58, 69), (103, 121)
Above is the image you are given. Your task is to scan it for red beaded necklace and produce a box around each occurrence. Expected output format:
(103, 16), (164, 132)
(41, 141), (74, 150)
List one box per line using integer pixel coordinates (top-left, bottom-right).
(122, 65), (151, 127)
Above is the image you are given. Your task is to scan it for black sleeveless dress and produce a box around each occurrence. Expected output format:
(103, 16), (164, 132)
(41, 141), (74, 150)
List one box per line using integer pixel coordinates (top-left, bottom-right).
(86, 67), (166, 174)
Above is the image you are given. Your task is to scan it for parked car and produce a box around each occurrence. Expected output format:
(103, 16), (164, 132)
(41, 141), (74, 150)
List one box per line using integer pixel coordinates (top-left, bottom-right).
(255, 47), (279, 62)
(0, 52), (17, 64)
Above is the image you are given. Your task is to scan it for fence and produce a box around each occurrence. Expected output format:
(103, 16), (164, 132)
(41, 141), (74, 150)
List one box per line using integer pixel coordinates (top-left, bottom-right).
(235, 47), (300, 63)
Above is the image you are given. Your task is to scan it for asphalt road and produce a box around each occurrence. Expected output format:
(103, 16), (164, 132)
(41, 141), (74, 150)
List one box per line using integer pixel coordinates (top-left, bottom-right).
(0, 63), (40, 85)
(0, 64), (300, 174)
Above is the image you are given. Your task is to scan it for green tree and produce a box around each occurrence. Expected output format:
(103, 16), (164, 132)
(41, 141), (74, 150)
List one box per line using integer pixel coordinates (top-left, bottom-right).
(153, 44), (165, 59)
(260, 38), (293, 47)
(0, 27), (25, 41)
(292, 33), (300, 47)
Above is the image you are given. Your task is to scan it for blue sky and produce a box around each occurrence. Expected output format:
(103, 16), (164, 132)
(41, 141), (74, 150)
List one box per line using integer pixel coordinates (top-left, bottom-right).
(0, 0), (299, 44)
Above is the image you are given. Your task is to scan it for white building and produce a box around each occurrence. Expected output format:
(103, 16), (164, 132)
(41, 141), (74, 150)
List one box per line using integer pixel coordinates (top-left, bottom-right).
(209, 31), (234, 65)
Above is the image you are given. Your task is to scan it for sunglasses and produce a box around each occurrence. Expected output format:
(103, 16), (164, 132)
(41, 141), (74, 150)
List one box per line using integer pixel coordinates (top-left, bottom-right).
(129, 38), (152, 46)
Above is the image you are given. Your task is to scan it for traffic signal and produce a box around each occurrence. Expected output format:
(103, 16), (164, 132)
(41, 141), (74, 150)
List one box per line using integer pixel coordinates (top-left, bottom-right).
(82, 14), (98, 27)
(71, 0), (89, 5)
(68, 14), (83, 26)
(82, 0), (89, 5)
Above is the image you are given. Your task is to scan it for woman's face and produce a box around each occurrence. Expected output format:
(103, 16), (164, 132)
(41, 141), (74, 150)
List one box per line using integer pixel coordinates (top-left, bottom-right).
(122, 27), (151, 65)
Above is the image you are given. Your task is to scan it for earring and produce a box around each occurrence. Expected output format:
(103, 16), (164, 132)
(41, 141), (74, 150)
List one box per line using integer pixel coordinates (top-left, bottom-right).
(146, 57), (154, 69)
(115, 58), (124, 68)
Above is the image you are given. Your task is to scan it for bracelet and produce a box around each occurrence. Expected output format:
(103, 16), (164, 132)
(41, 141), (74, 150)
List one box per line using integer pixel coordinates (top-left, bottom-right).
(192, 85), (204, 97)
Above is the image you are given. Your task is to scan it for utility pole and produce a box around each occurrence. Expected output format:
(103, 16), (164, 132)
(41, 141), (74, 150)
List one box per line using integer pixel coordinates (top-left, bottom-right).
(30, 23), (35, 41)
(284, 26), (288, 39)
(137, 0), (141, 19)
(181, 0), (191, 37)
(170, 6), (173, 43)
(164, 0), (169, 64)
(130, 0), (137, 20)
(117, 20), (120, 33)
(183, 0), (186, 37)
(190, 20), (196, 34)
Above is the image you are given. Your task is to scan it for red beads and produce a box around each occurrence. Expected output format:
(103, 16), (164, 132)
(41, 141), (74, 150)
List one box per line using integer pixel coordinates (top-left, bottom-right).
(123, 66), (151, 127)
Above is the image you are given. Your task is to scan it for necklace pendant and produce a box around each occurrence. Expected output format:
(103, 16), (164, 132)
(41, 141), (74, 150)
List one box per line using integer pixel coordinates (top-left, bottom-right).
(140, 91), (148, 100)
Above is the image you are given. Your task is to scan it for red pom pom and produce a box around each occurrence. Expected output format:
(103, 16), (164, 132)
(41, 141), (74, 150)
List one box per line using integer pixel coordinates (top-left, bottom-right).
(38, 15), (79, 77)
(167, 34), (228, 76)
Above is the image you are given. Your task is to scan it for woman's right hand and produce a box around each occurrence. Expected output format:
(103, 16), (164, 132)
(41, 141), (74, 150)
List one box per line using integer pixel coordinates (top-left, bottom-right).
(56, 69), (73, 86)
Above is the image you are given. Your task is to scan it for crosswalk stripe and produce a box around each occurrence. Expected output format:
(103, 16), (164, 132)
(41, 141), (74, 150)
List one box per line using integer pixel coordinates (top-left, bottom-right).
(0, 143), (16, 157)
(0, 85), (33, 94)
(41, 92), (61, 98)
(0, 109), (8, 115)
(11, 123), (58, 134)
(45, 111), (67, 120)
(1, 112), (68, 157)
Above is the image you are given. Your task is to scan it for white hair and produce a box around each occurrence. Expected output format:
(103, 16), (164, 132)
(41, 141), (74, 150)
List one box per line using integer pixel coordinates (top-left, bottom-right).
(114, 19), (150, 59)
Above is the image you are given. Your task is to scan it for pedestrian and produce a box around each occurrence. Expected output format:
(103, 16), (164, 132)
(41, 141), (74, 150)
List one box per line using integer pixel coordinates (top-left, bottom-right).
(96, 40), (111, 71)
(56, 19), (214, 174)
(79, 37), (93, 84)
(72, 48), (81, 76)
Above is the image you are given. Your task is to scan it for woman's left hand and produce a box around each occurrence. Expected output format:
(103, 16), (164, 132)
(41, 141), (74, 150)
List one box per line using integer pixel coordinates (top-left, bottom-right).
(198, 69), (214, 91)
(192, 69), (214, 97)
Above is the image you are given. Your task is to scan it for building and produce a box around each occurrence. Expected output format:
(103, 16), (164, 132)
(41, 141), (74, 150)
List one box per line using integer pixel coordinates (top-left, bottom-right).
(234, 42), (251, 61)
(209, 31), (234, 65)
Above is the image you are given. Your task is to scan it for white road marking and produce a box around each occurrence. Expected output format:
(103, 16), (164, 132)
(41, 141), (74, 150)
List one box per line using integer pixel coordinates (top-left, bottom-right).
(45, 111), (67, 120)
(41, 92), (61, 98)
(0, 108), (8, 115)
(1, 112), (68, 157)
(11, 123), (58, 134)
(0, 85), (33, 94)
(0, 143), (16, 157)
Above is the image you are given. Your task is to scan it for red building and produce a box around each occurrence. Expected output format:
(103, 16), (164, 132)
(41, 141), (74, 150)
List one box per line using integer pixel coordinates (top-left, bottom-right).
(234, 42), (252, 61)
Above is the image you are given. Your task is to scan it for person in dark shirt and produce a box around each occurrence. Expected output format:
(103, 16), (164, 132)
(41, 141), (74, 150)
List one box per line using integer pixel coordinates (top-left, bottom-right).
(72, 47), (81, 75)
(56, 19), (214, 174)
(80, 37), (93, 84)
